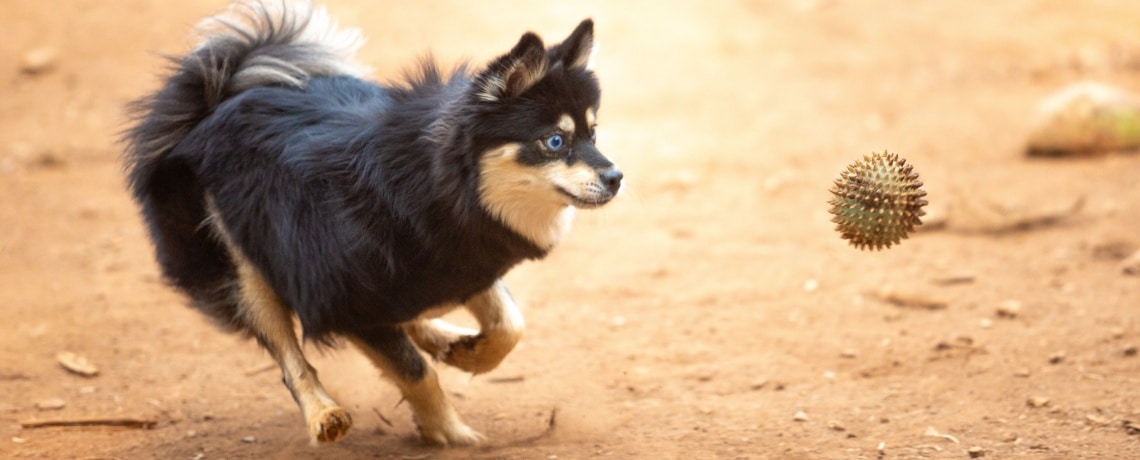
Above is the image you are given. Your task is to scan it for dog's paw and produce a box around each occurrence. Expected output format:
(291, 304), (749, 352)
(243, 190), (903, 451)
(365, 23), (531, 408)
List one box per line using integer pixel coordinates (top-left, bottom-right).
(308, 406), (353, 444)
(405, 319), (477, 358)
(418, 418), (485, 446)
(441, 334), (516, 375)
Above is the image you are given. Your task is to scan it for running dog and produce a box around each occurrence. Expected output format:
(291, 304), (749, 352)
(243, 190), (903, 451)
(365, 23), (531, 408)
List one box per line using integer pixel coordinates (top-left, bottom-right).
(122, 0), (620, 446)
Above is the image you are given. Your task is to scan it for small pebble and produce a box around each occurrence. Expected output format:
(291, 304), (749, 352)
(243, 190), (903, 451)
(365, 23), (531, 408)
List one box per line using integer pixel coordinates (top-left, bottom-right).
(1121, 250), (1140, 275)
(12, 437), (26, 444)
(980, 318), (993, 329)
(1123, 345), (1137, 357)
(241, 436), (256, 443)
(827, 420), (845, 431)
(57, 351), (99, 377)
(840, 349), (857, 359)
(35, 398), (66, 411)
(803, 279), (819, 293)
(1013, 368), (1031, 378)
(996, 300), (1021, 319)
(793, 410), (809, 422)
(968, 445), (986, 458)
(1027, 396), (1050, 408)
(20, 47), (58, 75)
(1048, 352), (1066, 364)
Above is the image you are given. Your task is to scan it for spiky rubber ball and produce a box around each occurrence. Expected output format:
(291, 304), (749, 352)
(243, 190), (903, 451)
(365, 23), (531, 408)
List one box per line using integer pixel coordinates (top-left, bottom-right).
(828, 151), (927, 250)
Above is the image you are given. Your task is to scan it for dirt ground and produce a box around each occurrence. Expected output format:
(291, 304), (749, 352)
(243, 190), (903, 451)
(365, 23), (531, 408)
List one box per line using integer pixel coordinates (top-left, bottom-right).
(3, 1), (1139, 459)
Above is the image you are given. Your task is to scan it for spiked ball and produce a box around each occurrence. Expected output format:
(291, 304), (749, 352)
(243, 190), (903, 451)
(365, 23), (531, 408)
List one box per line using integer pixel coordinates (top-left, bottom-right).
(828, 151), (927, 251)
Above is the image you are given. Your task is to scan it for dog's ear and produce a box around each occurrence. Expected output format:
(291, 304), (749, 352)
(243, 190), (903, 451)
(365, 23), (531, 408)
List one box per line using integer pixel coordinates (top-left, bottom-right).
(547, 19), (594, 70)
(475, 32), (548, 102)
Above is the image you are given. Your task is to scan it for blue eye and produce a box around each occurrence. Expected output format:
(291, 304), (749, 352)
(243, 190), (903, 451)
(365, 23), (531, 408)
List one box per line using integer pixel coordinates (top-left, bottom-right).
(544, 134), (565, 151)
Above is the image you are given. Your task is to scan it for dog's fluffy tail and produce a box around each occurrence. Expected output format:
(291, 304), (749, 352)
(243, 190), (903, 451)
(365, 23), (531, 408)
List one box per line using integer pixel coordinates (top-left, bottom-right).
(124, 0), (365, 169)
(121, 0), (366, 319)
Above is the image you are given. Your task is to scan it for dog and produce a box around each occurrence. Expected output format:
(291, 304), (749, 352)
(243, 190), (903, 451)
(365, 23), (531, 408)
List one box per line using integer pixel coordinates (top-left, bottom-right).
(122, 0), (620, 446)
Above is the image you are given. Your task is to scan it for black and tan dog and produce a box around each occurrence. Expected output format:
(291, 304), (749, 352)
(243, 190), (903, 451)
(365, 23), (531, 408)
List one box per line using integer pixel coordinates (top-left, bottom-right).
(122, 0), (621, 446)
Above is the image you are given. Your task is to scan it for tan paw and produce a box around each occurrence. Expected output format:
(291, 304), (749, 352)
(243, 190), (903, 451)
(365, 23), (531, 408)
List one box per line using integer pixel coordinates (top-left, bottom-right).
(441, 334), (515, 375)
(405, 319), (476, 358)
(308, 406), (352, 444)
(418, 418), (485, 446)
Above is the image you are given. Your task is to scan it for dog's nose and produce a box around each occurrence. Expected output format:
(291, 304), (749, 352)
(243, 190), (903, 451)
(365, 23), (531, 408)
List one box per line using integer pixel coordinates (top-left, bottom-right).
(600, 168), (623, 194)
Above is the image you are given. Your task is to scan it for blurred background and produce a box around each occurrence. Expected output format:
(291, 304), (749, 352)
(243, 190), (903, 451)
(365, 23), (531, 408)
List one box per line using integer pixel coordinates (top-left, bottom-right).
(2, 1), (1139, 458)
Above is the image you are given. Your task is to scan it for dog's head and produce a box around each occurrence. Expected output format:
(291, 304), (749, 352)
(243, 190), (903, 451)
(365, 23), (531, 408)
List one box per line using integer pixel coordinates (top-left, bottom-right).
(467, 19), (622, 250)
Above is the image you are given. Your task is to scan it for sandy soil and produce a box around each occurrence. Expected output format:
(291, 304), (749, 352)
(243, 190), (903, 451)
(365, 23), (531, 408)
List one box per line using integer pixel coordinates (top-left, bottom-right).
(2, 1), (1139, 459)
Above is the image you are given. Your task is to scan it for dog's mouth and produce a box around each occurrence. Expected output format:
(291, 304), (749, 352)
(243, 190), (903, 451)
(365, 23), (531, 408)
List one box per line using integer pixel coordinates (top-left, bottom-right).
(556, 186), (613, 209)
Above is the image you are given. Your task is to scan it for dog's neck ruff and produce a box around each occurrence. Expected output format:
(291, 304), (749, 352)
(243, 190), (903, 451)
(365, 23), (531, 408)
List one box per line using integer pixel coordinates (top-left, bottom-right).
(500, 204), (577, 251)
(476, 145), (578, 250)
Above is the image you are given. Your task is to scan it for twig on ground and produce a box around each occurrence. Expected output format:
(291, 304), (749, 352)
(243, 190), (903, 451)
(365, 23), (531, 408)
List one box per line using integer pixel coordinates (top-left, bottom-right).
(373, 407), (394, 428)
(20, 417), (157, 430)
(488, 375), (526, 384)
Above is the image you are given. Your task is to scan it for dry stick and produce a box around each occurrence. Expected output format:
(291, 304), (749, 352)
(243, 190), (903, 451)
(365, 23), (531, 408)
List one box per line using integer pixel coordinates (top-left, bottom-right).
(20, 417), (157, 430)
(372, 407), (394, 428)
(488, 375), (526, 384)
(545, 407), (557, 433)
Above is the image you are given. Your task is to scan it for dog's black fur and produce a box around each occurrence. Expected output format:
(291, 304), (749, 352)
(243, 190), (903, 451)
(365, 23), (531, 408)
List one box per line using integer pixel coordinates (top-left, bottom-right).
(122, 0), (619, 445)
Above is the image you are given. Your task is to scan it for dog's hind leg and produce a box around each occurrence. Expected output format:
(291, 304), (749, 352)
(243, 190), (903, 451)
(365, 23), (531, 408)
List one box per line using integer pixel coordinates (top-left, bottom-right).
(234, 260), (352, 444)
(349, 328), (483, 446)
(406, 280), (524, 375)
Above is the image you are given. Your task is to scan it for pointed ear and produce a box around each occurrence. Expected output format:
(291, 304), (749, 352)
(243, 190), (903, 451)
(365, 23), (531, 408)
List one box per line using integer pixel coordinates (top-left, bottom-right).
(548, 19), (594, 70)
(475, 32), (548, 102)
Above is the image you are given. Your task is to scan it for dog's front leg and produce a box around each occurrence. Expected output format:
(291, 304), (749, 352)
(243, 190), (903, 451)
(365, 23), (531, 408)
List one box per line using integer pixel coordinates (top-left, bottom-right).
(407, 280), (524, 375)
(445, 280), (525, 374)
(404, 316), (477, 358)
